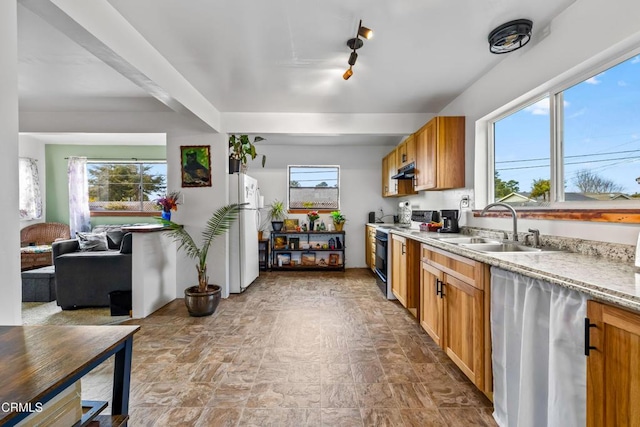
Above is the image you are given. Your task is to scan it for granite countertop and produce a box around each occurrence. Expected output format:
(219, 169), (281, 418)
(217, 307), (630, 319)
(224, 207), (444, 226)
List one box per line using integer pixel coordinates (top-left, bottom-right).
(368, 224), (640, 312)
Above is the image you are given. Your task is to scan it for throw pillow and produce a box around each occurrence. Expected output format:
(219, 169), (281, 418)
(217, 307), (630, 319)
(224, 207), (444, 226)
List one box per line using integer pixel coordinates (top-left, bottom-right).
(76, 232), (109, 252)
(106, 230), (124, 249)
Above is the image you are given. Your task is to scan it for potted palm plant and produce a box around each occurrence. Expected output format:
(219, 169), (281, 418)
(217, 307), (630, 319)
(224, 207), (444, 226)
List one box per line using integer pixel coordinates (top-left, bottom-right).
(330, 210), (346, 231)
(268, 199), (286, 232)
(229, 134), (266, 173)
(161, 204), (240, 316)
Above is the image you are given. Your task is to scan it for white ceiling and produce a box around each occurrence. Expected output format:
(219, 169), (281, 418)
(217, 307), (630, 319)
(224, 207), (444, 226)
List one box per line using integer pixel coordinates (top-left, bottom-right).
(16, 0), (578, 143)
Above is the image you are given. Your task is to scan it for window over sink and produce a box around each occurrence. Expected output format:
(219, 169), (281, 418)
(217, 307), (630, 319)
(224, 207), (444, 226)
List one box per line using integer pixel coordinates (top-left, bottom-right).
(490, 52), (640, 209)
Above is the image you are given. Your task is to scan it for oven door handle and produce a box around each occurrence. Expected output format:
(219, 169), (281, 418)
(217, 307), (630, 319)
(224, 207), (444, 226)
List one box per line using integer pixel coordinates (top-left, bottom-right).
(375, 237), (388, 243)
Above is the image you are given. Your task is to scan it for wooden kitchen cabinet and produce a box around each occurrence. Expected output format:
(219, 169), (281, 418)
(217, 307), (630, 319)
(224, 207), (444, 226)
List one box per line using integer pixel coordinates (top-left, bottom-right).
(420, 260), (444, 347)
(414, 116), (465, 190)
(365, 225), (376, 272)
(382, 148), (417, 198)
(397, 134), (416, 168)
(420, 244), (491, 395)
(586, 300), (640, 426)
(391, 234), (420, 317)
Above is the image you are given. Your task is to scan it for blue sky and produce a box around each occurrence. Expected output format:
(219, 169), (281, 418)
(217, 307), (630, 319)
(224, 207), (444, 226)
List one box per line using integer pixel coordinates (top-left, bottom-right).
(494, 54), (640, 195)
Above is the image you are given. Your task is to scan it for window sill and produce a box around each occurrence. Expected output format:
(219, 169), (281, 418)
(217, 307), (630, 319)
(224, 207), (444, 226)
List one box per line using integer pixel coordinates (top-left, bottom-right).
(287, 209), (337, 214)
(90, 211), (160, 217)
(472, 208), (640, 224)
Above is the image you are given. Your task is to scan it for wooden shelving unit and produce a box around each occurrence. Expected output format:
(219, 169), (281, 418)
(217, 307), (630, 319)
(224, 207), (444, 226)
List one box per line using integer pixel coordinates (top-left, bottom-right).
(270, 231), (345, 271)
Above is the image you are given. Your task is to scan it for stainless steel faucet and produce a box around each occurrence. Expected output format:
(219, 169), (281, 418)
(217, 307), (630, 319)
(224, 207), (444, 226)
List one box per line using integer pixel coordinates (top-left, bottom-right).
(525, 228), (540, 248)
(480, 202), (518, 242)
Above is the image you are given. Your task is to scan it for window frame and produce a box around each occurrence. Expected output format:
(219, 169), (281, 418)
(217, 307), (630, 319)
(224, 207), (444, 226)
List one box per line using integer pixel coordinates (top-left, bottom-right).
(87, 159), (167, 216)
(286, 165), (341, 213)
(483, 46), (640, 218)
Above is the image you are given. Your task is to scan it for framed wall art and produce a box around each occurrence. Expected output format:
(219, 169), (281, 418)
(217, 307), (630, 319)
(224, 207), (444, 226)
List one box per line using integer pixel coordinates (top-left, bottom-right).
(181, 145), (211, 187)
(284, 218), (299, 231)
(301, 252), (316, 266)
(329, 253), (340, 266)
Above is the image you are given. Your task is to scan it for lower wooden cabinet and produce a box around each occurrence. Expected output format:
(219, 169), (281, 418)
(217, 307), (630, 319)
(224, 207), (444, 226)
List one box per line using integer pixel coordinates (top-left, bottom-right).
(365, 225), (376, 272)
(420, 244), (491, 396)
(391, 234), (419, 317)
(587, 300), (640, 426)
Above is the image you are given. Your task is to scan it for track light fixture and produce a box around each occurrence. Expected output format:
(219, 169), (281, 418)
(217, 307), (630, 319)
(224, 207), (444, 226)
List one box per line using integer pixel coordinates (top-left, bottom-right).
(343, 19), (373, 80)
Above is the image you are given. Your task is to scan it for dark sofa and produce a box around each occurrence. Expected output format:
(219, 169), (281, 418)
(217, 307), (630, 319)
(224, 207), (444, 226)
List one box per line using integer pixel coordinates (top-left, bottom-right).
(52, 227), (132, 310)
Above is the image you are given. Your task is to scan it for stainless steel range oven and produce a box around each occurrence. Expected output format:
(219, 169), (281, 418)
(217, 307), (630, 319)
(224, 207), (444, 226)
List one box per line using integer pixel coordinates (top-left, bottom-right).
(374, 228), (395, 299)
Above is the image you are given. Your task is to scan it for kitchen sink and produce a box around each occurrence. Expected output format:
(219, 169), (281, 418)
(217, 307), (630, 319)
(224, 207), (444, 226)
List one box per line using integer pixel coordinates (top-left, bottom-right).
(436, 237), (501, 244)
(458, 242), (559, 253)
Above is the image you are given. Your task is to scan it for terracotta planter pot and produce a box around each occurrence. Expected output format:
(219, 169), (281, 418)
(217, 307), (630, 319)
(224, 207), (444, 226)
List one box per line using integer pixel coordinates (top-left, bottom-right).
(184, 284), (221, 317)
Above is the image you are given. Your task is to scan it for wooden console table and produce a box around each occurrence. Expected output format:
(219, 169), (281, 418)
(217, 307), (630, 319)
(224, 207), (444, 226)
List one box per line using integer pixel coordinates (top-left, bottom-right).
(0, 325), (139, 426)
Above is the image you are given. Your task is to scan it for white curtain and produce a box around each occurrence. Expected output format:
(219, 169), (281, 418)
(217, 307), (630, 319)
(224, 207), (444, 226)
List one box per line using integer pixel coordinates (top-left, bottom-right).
(68, 156), (90, 237)
(19, 157), (42, 220)
(491, 266), (588, 427)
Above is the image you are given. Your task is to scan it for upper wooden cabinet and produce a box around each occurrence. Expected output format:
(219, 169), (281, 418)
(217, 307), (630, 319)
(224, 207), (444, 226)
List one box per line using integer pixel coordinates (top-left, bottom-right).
(587, 300), (640, 426)
(382, 148), (417, 198)
(415, 116), (465, 191)
(397, 134), (416, 168)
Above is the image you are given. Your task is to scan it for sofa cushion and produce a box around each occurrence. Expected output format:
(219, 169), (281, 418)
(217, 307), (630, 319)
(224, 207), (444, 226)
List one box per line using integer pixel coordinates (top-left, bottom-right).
(120, 233), (133, 254)
(106, 230), (125, 249)
(76, 232), (109, 251)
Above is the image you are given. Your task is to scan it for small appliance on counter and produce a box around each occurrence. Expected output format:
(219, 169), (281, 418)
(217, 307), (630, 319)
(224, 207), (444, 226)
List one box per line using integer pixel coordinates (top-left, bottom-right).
(438, 209), (460, 233)
(397, 202), (412, 227)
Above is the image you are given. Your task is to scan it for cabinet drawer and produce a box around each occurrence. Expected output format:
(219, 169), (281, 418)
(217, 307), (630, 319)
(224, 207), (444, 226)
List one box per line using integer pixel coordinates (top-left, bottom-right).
(422, 244), (486, 290)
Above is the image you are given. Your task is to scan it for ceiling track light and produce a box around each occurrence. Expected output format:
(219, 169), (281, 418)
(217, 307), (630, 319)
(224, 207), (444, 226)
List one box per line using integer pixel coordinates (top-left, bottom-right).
(343, 19), (373, 80)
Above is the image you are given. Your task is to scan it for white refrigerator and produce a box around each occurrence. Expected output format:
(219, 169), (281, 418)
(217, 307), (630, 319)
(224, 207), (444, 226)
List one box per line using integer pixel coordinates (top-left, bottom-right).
(229, 173), (261, 294)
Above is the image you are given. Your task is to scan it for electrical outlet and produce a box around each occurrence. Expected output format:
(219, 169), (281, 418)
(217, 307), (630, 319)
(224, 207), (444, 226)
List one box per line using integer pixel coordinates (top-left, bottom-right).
(461, 195), (470, 208)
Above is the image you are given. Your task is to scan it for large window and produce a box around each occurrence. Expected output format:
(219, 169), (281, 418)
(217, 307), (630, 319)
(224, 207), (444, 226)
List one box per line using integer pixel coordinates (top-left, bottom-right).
(288, 165), (340, 210)
(88, 161), (167, 212)
(492, 53), (640, 206)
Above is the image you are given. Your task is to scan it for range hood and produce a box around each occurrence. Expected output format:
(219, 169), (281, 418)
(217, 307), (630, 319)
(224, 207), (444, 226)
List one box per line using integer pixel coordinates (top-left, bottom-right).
(391, 162), (415, 179)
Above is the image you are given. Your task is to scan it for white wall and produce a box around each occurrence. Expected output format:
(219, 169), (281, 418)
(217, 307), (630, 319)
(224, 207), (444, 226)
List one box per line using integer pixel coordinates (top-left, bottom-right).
(432, 0), (640, 245)
(19, 134), (46, 228)
(166, 132), (230, 296)
(0, 0), (21, 325)
(247, 143), (399, 268)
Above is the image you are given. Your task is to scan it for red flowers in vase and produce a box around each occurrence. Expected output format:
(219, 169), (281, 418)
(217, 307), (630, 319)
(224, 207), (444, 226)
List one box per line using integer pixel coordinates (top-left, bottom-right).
(157, 191), (181, 213)
(307, 211), (319, 222)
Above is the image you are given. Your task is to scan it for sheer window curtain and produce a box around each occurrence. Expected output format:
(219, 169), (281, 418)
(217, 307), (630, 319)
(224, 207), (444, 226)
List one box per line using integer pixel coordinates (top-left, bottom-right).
(68, 157), (90, 237)
(19, 157), (42, 220)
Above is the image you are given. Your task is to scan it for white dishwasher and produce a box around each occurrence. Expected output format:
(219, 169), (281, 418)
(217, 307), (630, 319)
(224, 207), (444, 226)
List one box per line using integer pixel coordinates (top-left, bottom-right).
(490, 267), (588, 427)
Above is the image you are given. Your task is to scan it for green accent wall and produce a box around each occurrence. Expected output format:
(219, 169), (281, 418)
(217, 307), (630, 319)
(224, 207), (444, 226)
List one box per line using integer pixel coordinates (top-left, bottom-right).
(45, 144), (166, 226)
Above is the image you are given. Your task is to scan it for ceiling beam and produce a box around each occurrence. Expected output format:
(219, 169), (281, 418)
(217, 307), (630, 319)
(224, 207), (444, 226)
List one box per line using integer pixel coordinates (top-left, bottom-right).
(19, 0), (222, 133)
(223, 113), (434, 135)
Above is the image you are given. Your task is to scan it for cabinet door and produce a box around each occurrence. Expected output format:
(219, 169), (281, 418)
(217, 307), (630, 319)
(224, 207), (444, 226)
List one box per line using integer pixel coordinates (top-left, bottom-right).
(391, 235), (407, 306)
(381, 154), (389, 197)
(387, 149), (398, 196)
(443, 273), (485, 389)
(420, 261), (444, 346)
(435, 116), (465, 189)
(587, 300), (640, 427)
(415, 119), (437, 190)
(397, 135), (416, 168)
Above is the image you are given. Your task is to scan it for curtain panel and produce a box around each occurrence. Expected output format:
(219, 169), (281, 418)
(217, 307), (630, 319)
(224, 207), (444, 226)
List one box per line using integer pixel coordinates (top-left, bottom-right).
(19, 157), (42, 220)
(491, 267), (587, 427)
(68, 156), (90, 237)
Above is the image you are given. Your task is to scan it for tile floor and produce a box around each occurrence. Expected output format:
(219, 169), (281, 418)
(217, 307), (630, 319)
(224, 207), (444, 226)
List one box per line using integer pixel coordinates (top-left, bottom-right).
(83, 269), (497, 426)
